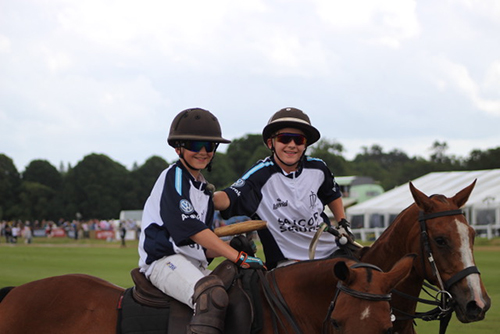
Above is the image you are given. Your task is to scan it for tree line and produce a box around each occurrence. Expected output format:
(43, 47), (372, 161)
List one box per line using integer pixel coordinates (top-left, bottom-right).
(1, 134), (499, 222)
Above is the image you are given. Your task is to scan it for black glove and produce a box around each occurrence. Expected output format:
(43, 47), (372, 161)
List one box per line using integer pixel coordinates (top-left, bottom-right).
(338, 218), (355, 241)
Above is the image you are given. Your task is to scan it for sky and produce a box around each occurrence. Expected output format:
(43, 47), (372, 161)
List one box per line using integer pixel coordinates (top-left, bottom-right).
(1, 0), (500, 172)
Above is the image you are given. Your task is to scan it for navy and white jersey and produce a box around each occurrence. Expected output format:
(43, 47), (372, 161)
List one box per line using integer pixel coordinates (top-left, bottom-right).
(221, 155), (342, 267)
(138, 161), (214, 276)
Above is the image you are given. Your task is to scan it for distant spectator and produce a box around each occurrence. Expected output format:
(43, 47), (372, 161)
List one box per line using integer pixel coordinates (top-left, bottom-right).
(22, 222), (33, 244)
(119, 221), (127, 247)
(11, 223), (20, 243)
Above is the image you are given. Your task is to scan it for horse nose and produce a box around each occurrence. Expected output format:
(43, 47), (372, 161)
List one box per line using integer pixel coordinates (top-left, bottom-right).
(466, 300), (487, 321)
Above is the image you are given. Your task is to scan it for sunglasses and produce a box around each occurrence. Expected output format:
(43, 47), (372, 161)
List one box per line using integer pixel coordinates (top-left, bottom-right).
(181, 141), (219, 152)
(273, 133), (307, 146)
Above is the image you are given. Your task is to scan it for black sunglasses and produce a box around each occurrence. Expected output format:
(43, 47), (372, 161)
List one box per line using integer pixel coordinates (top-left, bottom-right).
(181, 141), (219, 152)
(273, 133), (307, 146)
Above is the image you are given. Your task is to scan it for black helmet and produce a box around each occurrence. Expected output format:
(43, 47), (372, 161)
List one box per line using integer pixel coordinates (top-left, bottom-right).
(262, 107), (320, 145)
(168, 108), (231, 147)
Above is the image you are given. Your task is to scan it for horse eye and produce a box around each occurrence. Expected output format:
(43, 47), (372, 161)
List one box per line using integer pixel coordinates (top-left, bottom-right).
(434, 237), (447, 247)
(330, 318), (340, 329)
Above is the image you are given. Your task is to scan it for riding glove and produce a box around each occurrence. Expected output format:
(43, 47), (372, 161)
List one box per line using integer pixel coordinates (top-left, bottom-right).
(234, 251), (266, 270)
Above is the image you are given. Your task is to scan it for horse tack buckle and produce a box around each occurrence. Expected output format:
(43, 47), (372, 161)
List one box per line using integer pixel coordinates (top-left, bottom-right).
(437, 290), (453, 313)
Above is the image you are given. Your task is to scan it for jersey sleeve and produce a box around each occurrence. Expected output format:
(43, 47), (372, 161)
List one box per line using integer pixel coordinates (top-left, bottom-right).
(315, 161), (342, 205)
(159, 167), (210, 245)
(220, 159), (273, 219)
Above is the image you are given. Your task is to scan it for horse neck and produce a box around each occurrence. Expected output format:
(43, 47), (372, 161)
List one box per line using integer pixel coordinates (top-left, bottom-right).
(362, 205), (421, 270)
(360, 205), (424, 321)
(266, 259), (341, 330)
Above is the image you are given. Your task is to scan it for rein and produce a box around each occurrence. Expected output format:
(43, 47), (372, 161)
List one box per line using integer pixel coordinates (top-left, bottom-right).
(392, 209), (480, 334)
(321, 263), (392, 334)
(257, 270), (304, 334)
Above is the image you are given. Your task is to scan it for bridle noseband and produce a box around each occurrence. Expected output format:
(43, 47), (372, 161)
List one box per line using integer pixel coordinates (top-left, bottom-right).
(322, 263), (392, 334)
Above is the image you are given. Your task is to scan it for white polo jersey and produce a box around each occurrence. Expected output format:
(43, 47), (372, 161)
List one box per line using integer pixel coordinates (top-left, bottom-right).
(221, 155), (342, 268)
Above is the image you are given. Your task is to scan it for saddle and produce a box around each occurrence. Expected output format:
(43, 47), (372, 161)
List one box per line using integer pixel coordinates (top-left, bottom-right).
(120, 261), (258, 334)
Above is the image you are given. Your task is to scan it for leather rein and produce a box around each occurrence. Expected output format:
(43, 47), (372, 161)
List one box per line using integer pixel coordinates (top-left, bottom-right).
(392, 209), (480, 334)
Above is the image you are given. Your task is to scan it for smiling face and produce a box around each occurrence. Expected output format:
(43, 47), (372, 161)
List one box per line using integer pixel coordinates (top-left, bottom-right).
(175, 146), (214, 178)
(267, 127), (307, 173)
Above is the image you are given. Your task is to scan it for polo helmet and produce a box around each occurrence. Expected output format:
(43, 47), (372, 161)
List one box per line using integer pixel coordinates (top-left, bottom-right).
(262, 107), (320, 145)
(168, 108), (231, 147)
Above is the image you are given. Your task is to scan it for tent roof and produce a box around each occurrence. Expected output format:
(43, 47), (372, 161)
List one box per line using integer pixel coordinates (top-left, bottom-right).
(347, 169), (500, 215)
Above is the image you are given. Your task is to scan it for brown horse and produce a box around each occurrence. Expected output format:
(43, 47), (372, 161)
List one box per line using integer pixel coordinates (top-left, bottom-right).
(360, 181), (491, 333)
(0, 255), (414, 334)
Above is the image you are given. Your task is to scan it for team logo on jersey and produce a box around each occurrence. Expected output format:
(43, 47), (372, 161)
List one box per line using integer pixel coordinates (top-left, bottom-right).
(309, 191), (318, 208)
(273, 198), (289, 210)
(232, 179), (245, 188)
(179, 199), (194, 214)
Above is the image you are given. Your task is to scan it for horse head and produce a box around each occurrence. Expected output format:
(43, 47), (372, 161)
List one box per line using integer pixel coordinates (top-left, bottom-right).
(408, 180), (491, 323)
(329, 254), (416, 334)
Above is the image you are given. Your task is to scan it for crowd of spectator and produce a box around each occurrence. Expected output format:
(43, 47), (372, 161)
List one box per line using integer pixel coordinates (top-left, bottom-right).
(0, 218), (139, 244)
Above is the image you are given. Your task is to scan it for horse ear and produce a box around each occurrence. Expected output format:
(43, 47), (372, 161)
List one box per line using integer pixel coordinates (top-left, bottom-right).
(333, 261), (351, 283)
(409, 182), (434, 212)
(451, 179), (476, 208)
(382, 254), (416, 292)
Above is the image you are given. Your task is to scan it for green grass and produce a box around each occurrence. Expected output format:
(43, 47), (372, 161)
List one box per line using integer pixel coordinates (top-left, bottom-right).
(0, 237), (498, 333)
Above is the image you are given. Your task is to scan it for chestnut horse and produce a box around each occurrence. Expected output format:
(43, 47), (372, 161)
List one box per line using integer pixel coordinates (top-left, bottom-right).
(0, 256), (415, 334)
(360, 181), (491, 333)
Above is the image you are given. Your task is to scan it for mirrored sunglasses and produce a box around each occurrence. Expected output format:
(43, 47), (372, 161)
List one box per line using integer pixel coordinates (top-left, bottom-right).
(274, 133), (307, 146)
(181, 141), (219, 152)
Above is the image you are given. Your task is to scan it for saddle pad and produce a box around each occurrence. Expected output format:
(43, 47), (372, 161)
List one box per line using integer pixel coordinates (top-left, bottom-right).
(118, 288), (170, 334)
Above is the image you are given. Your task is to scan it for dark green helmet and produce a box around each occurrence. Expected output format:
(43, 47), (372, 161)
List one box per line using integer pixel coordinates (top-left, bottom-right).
(168, 108), (231, 147)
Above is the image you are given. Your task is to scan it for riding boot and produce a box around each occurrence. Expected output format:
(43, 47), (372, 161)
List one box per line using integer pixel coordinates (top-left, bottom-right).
(187, 275), (229, 334)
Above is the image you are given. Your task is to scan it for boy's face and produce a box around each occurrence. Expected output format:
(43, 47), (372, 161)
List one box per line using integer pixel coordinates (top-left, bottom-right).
(175, 142), (215, 175)
(267, 127), (307, 172)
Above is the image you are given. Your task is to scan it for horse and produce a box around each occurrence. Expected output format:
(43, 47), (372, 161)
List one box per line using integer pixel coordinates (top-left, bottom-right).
(359, 181), (491, 333)
(0, 255), (415, 334)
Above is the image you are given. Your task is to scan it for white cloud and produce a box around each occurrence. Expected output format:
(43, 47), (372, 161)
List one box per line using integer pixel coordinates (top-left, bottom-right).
(437, 57), (500, 116)
(1, 0), (500, 171)
(312, 0), (420, 47)
(0, 35), (11, 53)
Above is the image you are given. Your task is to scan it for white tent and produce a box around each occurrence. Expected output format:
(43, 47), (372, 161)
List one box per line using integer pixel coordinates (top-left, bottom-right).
(346, 169), (500, 240)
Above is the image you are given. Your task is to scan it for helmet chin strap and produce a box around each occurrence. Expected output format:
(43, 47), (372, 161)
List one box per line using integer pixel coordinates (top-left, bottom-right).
(178, 148), (216, 172)
(270, 143), (306, 168)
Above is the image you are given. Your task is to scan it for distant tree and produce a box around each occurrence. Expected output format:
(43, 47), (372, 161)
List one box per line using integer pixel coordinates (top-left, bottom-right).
(17, 181), (56, 221)
(62, 154), (134, 219)
(226, 134), (266, 176)
(0, 154), (21, 220)
(131, 156), (169, 207)
(209, 153), (239, 190)
(308, 139), (350, 176)
(23, 160), (62, 190)
(351, 145), (414, 190)
(466, 147), (500, 170)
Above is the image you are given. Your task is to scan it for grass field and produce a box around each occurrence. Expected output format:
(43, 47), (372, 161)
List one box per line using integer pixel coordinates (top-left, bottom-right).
(0, 237), (498, 333)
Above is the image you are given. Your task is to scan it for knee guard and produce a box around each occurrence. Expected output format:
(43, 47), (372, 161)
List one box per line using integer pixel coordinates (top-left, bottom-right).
(188, 275), (229, 334)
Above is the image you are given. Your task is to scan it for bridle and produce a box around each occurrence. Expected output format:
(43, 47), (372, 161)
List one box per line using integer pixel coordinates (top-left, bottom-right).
(392, 209), (481, 334)
(322, 263), (392, 334)
(258, 262), (392, 334)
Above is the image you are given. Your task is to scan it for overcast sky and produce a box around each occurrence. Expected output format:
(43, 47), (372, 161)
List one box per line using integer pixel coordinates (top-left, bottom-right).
(1, 0), (499, 172)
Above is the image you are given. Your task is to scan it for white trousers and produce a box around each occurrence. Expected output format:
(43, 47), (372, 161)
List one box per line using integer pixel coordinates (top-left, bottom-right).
(149, 254), (211, 308)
